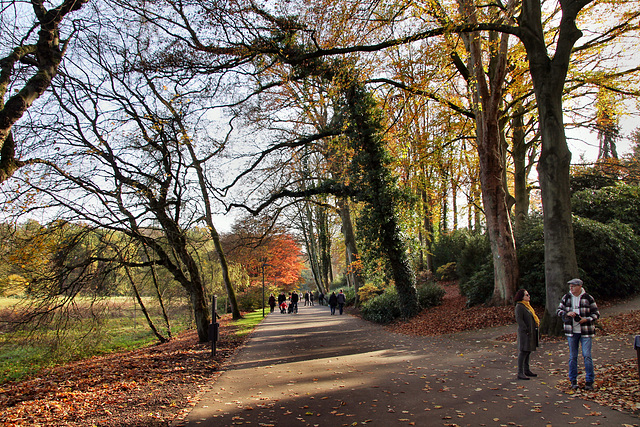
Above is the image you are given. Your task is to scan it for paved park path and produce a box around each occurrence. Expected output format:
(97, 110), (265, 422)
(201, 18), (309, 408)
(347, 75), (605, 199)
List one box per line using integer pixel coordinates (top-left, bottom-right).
(175, 302), (640, 427)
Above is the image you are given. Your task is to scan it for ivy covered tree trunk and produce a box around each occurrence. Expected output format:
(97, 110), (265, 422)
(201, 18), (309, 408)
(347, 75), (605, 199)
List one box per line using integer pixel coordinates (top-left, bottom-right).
(259, 37), (420, 316)
(341, 79), (419, 318)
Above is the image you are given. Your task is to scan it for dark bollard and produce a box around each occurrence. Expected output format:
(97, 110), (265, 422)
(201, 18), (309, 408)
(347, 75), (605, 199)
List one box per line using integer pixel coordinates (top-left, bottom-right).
(635, 335), (640, 381)
(211, 295), (220, 357)
(209, 321), (219, 356)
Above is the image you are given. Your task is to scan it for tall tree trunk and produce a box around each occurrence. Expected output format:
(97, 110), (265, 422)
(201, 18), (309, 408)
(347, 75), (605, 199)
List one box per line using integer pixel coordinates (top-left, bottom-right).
(451, 179), (458, 230)
(477, 116), (519, 304)
(337, 197), (364, 303)
(300, 205), (326, 294)
(458, 0), (519, 304)
(440, 167), (449, 232)
(317, 205), (333, 287)
(422, 187), (435, 274)
(343, 81), (419, 318)
(208, 223), (242, 320)
(148, 77), (243, 321)
(512, 104), (530, 232)
(519, 0), (587, 335)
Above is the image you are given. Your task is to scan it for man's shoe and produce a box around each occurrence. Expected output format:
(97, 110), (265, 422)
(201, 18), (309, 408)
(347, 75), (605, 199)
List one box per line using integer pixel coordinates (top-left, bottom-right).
(571, 381), (579, 390)
(517, 373), (530, 380)
(585, 382), (594, 391)
(525, 371), (537, 377)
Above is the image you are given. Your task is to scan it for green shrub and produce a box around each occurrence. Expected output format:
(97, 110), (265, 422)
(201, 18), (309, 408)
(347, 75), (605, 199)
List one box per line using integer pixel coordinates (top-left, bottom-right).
(572, 184), (640, 235)
(514, 213), (640, 302)
(330, 275), (349, 290)
(435, 262), (457, 281)
(515, 215), (546, 305)
(459, 262), (494, 306)
(237, 287), (262, 311)
(343, 288), (357, 306)
(432, 229), (473, 271)
(573, 216), (640, 298)
(456, 233), (491, 285)
(417, 282), (445, 308)
(360, 288), (402, 324)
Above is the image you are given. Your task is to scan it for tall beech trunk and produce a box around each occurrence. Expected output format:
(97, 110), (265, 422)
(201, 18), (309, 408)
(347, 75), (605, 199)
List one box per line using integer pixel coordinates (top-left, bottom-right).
(421, 188), (435, 274)
(300, 205), (326, 294)
(519, 0), (587, 335)
(337, 197), (364, 303)
(458, 0), (519, 304)
(478, 118), (519, 305)
(512, 104), (532, 232)
(317, 205), (333, 286)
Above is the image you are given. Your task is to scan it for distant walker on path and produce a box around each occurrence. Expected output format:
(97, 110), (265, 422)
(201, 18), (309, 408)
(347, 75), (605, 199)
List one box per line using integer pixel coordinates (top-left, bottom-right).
(268, 294), (276, 313)
(337, 289), (346, 315)
(328, 292), (338, 315)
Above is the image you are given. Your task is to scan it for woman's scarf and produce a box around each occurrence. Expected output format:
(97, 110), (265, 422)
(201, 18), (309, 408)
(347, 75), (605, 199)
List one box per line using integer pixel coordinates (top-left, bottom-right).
(518, 300), (540, 326)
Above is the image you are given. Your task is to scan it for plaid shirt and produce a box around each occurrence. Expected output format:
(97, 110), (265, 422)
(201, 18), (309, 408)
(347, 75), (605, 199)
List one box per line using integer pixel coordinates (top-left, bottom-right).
(556, 292), (600, 337)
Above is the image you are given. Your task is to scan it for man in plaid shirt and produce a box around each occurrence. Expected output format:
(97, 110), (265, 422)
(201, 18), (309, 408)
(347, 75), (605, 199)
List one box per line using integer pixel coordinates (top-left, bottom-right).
(556, 278), (600, 391)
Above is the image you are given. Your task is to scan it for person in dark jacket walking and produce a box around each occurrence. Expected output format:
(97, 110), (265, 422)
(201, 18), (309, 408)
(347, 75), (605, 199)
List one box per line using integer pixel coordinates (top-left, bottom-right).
(556, 278), (600, 390)
(514, 289), (539, 380)
(268, 294), (276, 313)
(336, 289), (346, 315)
(290, 291), (299, 313)
(328, 292), (338, 315)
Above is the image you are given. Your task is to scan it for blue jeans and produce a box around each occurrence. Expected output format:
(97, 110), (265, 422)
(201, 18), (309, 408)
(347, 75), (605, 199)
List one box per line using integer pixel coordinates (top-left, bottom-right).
(338, 303), (344, 315)
(567, 334), (594, 383)
(330, 305), (336, 315)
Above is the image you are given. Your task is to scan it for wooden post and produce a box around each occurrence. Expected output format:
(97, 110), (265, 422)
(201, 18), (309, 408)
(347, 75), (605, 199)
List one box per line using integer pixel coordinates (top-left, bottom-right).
(211, 295), (218, 357)
(635, 336), (640, 381)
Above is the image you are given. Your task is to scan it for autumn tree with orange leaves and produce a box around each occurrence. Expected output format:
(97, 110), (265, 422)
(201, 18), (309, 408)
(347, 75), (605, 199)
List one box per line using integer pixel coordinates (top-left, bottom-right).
(223, 215), (305, 296)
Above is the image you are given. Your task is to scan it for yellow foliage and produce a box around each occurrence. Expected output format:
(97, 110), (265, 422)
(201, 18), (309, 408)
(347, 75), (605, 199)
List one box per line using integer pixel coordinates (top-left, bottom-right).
(1, 274), (28, 297)
(357, 283), (383, 304)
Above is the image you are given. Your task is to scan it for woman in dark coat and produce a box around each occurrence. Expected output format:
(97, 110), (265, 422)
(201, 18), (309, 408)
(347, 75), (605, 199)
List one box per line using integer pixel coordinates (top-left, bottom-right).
(514, 289), (539, 380)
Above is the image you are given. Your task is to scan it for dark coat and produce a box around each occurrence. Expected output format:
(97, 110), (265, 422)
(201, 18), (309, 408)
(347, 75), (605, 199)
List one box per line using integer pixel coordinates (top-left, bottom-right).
(328, 293), (338, 307)
(515, 303), (539, 352)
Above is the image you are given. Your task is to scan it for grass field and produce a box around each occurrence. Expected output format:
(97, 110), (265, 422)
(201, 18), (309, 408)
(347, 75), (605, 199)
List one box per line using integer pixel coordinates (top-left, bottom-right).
(0, 296), (193, 383)
(0, 296), (266, 384)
